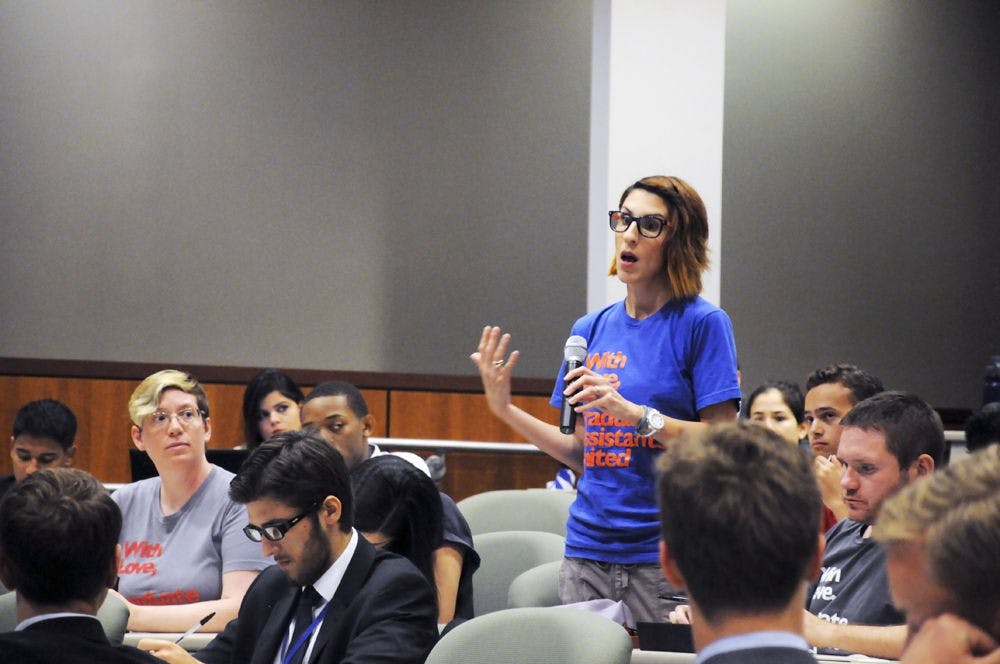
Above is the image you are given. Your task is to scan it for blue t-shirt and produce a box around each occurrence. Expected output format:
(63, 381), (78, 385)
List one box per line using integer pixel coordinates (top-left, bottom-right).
(550, 297), (741, 563)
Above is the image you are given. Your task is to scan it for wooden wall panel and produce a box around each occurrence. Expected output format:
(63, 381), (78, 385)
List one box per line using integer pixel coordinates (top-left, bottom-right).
(1, 376), (136, 483)
(1, 373), (392, 484)
(387, 391), (562, 500)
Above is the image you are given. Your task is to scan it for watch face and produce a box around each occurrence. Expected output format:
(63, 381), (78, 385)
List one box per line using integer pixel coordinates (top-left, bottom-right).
(650, 411), (665, 428)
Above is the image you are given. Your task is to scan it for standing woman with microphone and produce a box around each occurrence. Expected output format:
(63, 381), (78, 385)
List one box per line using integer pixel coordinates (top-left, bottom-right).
(471, 175), (741, 623)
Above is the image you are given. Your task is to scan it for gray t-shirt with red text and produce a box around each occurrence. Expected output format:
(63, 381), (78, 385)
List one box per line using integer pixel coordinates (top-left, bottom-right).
(112, 465), (271, 606)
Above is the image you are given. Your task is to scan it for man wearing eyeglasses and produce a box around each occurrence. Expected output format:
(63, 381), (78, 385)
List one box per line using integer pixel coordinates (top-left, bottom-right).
(138, 430), (438, 664)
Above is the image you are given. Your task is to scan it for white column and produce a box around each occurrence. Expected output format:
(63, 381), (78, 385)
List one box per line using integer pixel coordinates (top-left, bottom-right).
(589, 0), (727, 309)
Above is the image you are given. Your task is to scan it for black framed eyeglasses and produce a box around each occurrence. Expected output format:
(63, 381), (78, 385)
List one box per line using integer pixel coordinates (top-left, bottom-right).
(608, 210), (672, 239)
(243, 502), (319, 542)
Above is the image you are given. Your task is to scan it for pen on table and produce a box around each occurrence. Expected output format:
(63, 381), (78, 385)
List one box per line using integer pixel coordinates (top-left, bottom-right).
(174, 612), (216, 644)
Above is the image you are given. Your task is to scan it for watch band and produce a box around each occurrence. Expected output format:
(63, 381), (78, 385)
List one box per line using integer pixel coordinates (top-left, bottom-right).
(636, 405), (651, 436)
(637, 405), (664, 437)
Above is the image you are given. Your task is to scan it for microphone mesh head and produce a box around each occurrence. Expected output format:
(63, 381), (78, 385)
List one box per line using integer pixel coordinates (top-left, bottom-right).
(564, 335), (588, 362)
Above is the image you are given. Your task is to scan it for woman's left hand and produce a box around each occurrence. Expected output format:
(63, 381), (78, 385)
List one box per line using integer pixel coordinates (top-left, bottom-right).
(563, 366), (641, 426)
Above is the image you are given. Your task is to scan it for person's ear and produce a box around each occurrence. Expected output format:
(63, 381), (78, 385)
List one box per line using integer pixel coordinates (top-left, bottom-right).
(319, 495), (343, 528)
(130, 425), (145, 451)
(203, 416), (212, 444)
(63, 445), (77, 466)
(361, 414), (375, 438)
(807, 533), (826, 582)
(659, 540), (687, 589)
(106, 544), (123, 589)
(911, 453), (935, 478)
(0, 553), (14, 590)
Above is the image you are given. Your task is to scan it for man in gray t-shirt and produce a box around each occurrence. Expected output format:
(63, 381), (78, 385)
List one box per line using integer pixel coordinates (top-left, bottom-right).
(803, 391), (943, 659)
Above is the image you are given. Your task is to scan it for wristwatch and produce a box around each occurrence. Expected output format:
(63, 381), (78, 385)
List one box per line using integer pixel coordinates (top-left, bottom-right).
(636, 405), (665, 437)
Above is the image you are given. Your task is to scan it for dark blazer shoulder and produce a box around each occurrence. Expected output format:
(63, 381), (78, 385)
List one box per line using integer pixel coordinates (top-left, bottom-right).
(0, 616), (160, 664)
(703, 646), (818, 664)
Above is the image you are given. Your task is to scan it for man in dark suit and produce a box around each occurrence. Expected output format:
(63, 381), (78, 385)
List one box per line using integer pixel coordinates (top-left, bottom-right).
(0, 468), (159, 663)
(140, 430), (438, 664)
(657, 421), (824, 663)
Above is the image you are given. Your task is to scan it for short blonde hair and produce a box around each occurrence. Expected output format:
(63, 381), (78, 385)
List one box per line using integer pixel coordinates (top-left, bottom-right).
(128, 369), (210, 427)
(874, 444), (1000, 625)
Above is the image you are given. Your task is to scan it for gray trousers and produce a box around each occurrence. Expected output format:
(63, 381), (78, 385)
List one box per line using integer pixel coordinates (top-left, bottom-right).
(558, 555), (685, 624)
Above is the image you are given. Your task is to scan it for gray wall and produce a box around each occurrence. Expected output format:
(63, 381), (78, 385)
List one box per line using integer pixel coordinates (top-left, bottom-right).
(0, 1), (591, 378)
(2, 1), (997, 411)
(722, 0), (999, 410)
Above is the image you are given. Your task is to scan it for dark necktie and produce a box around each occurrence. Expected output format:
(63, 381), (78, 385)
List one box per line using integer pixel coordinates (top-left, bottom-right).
(286, 585), (323, 664)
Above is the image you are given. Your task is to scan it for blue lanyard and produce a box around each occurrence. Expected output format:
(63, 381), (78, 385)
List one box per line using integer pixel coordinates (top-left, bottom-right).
(281, 601), (330, 664)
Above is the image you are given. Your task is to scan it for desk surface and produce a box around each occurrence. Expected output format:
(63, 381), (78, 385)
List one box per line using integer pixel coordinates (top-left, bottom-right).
(630, 651), (893, 664)
(124, 632), (217, 653)
(122, 635), (893, 663)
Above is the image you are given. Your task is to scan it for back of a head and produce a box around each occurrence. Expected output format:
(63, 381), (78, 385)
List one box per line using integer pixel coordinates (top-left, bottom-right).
(805, 364), (884, 404)
(12, 399), (78, 450)
(657, 421), (821, 622)
(965, 403), (1000, 452)
(0, 468), (120, 605)
(303, 380), (369, 417)
(840, 390), (945, 468)
(230, 429), (354, 532)
(351, 455), (443, 584)
(874, 443), (1000, 635)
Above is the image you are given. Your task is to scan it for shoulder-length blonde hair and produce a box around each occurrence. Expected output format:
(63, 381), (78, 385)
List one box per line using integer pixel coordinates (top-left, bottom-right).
(608, 175), (709, 300)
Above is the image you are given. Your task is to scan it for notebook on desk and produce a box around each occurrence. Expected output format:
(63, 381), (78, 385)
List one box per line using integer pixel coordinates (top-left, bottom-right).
(129, 448), (250, 481)
(636, 622), (695, 653)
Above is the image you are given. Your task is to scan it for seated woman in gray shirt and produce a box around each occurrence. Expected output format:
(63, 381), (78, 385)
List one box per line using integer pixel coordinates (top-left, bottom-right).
(111, 370), (271, 633)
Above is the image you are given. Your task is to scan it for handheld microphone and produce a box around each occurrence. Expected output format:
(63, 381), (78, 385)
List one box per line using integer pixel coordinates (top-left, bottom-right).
(559, 335), (588, 434)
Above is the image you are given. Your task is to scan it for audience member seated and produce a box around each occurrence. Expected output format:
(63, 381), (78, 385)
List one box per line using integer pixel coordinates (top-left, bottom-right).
(111, 370), (271, 632)
(352, 454), (479, 626)
(240, 369), (304, 450)
(0, 468), (159, 663)
(965, 402), (1000, 453)
(874, 442), (1000, 661)
(744, 381), (808, 451)
(658, 421), (822, 663)
(803, 364), (884, 530)
(138, 432), (439, 664)
(1, 399), (77, 502)
(803, 390), (943, 659)
(300, 380), (478, 625)
(352, 455), (442, 586)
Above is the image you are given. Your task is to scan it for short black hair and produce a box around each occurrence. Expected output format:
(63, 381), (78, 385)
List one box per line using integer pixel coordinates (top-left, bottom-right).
(840, 390), (945, 468)
(11, 399), (77, 451)
(965, 402), (1000, 452)
(230, 430), (354, 533)
(0, 468), (120, 604)
(805, 364), (884, 404)
(303, 381), (369, 417)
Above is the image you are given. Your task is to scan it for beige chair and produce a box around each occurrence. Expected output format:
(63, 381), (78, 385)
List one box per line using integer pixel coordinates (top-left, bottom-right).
(456, 489), (576, 536)
(426, 606), (632, 664)
(473, 530), (565, 616)
(507, 559), (562, 609)
(0, 591), (130, 644)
